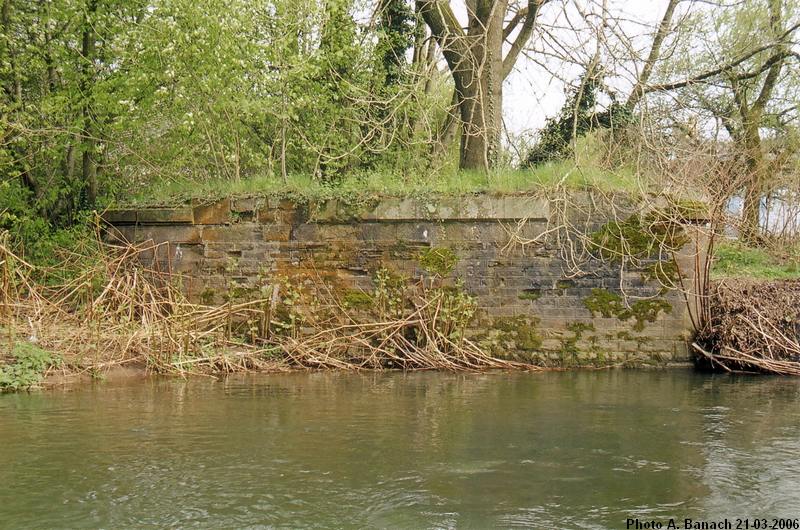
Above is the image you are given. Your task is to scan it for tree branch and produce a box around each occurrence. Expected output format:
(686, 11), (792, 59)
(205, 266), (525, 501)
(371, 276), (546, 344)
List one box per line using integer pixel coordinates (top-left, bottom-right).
(641, 24), (800, 96)
(502, 0), (547, 79)
(416, 0), (468, 79)
(503, 6), (528, 40)
(752, 0), (785, 114)
(626, 0), (679, 109)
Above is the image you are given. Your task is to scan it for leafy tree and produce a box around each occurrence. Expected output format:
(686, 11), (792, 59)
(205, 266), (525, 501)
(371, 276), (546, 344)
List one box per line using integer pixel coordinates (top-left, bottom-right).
(525, 72), (629, 166)
(376, 0), (416, 85)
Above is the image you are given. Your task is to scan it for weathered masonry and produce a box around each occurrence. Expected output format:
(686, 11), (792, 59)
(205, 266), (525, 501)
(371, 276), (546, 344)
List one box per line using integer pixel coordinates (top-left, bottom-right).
(104, 193), (700, 367)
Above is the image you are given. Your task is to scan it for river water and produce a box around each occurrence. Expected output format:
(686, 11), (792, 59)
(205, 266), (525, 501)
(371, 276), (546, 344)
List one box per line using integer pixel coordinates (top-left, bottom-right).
(2, 371), (800, 529)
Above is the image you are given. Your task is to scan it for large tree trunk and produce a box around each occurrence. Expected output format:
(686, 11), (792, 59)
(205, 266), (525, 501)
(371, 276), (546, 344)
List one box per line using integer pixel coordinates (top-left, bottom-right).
(418, 0), (522, 172)
(455, 0), (505, 170)
(456, 68), (502, 170)
(740, 120), (765, 243)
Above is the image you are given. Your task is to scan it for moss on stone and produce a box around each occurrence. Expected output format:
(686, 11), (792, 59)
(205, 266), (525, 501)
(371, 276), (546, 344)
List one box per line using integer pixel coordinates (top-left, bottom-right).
(615, 330), (653, 347)
(671, 199), (710, 222)
(628, 298), (672, 331)
(556, 279), (575, 289)
(583, 288), (627, 318)
(200, 287), (216, 305)
(642, 260), (680, 284)
(589, 212), (689, 265)
(583, 288), (671, 331)
(592, 347), (608, 365)
(491, 316), (543, 351)
(566, 321), (595, 338)
(517, 289), (542, 301)
(342, 290), (374, 309)
(418, 247), (458, 277)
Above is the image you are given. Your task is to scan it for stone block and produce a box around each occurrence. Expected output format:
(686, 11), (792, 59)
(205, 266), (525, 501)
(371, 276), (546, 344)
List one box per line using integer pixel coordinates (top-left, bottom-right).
(137, 207), (194, 224)
(193, 198), (231, 225)
(232, 198), (259, 213)
(257, 207), (279, 224)
(135, 225), (203, 245)
(101, 209), (137, 225)
(105, 225), (137, 244)
(262, 224), (292, 242)
(203, 225), (259, 243)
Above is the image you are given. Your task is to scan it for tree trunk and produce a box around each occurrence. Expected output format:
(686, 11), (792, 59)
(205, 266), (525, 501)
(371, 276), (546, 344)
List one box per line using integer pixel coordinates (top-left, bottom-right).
(81, 0), (97, 207)
(457, 70), (502, 171)
(455, 0), (505, 171)
(740, 120), (765, 243)
(417, 0), (539, 171)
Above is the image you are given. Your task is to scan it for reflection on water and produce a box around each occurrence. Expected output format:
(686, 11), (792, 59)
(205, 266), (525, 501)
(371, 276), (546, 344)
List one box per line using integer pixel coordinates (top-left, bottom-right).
(2, 371), (800, 528)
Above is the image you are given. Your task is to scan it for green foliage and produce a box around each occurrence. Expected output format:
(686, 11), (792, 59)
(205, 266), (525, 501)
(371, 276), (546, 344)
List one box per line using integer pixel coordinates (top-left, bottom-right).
(0, 179), (99, 279)
(434, 279), (477, 338)
(628, 299), (673, 332)
(566, 321), (595, 339)
(713, 241), (800, 280)
(0, 342), (58, 392)
(375, 0), (416, 85)
(418, 247), (458, 277)
(125, 162), (642, 207)
(1, 0), (444, 232)
(493, 317), (543, 351)
(518, 289), (541, 301)
(590, 211), (688, 263)
(525, 73), (631, 166)
(583, 288), (627, 318)
(373, 267), (407, 318)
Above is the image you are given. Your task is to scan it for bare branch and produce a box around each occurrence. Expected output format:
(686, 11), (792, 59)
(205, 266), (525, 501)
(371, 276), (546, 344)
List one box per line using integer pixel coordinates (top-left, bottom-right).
(502, 0), (549, 79)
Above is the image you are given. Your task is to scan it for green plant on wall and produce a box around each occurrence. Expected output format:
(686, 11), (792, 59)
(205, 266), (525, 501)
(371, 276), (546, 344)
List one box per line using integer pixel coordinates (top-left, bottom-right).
(590, 212), (688, 264)
(342, 290), (374, 310)
(436, 279), (477, 340)
(418, 247), (458, 277)
(373, 268), (407, 319)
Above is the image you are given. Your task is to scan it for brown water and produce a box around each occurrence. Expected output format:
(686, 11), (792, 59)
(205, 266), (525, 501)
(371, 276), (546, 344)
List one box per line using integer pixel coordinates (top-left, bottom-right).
(2, 371), (800, 529)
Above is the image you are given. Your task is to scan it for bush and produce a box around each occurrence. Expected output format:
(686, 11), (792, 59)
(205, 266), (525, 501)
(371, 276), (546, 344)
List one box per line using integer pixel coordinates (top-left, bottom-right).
(0, 342), (58, 392)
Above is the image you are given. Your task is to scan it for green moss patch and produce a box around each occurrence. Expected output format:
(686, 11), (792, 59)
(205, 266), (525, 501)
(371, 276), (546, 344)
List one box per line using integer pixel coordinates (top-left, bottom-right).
(518, 289), (542, 301)
(590, 212), (688, 263)
(342, 290), (374, 309)
(491, 317), (543, 351)
(583, 288), (671, 331)
(418, 247), (458, 277)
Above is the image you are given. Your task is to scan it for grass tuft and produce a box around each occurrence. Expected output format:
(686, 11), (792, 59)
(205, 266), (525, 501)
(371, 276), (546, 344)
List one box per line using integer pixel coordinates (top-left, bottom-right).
(122, 161), (643, 207)
(712, 241), (800, 280)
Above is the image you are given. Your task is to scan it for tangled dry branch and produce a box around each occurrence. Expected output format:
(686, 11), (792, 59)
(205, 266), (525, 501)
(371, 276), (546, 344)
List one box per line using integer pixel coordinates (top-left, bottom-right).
(0, 233), (535, 381)
(694, 280), (800, 375)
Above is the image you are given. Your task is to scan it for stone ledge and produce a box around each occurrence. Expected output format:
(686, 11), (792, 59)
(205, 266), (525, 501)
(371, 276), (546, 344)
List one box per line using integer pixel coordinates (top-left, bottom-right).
(311, 195), (550, 223)
(101, 207), (194, 225)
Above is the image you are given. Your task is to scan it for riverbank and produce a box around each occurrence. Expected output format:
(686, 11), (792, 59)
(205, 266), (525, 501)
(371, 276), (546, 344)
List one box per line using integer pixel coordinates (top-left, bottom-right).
(4, 189), (799, 392)
(694, 278), (800, 374)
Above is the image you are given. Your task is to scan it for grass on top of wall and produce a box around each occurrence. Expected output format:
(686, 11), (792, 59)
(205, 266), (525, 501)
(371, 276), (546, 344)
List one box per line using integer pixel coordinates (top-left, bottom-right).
(122, 161), (642, 207)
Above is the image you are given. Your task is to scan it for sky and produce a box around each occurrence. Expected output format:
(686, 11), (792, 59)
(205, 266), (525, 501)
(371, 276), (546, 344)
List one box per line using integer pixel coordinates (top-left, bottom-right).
(495, 0), (674, 135)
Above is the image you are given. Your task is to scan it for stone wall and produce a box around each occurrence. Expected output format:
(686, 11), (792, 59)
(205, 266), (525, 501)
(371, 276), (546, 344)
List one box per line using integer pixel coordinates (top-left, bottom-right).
(104, 193), (699, 367)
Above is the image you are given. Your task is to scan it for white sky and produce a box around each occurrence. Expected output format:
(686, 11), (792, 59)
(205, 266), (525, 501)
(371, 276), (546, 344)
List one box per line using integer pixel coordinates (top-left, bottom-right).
(495, 0), (673, 135)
